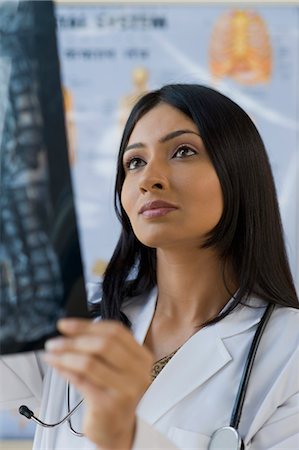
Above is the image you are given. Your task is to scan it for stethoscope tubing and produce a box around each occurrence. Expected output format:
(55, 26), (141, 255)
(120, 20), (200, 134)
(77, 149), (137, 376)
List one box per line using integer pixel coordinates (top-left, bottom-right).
(229, 302), (275, 429)
(19, 396), (84, 428)
(66, 380), (84, 436)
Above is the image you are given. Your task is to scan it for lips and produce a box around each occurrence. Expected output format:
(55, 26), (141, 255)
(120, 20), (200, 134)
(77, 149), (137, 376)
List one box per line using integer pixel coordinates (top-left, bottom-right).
(139, 200), (178, 218)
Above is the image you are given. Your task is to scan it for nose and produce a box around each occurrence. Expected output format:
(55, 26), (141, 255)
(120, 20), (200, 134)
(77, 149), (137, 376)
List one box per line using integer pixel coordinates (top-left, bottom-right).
(138, 161), (169, 193)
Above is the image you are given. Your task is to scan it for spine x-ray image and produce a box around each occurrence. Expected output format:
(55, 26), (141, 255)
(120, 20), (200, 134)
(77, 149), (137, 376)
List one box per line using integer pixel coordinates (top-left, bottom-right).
(0, 0), (89, 355)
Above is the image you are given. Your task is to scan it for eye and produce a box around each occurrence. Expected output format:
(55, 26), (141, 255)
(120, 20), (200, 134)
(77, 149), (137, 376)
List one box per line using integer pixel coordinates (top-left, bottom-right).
(173, 145), (197, 159)
(124, 157), (146, 171)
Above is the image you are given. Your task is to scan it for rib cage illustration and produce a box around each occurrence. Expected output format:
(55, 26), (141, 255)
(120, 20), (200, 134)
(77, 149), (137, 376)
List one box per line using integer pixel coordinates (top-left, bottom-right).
(209, 10), (272, 85)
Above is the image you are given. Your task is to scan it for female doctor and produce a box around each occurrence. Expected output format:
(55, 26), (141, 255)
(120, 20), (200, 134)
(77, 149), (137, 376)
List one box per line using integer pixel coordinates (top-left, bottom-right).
(1, 84), (299, 450)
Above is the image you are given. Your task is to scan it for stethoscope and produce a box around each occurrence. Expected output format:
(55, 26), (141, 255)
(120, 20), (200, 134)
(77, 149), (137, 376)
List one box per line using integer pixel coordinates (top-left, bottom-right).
(19, 303), (274, 449)
(19, 380), (84, 437)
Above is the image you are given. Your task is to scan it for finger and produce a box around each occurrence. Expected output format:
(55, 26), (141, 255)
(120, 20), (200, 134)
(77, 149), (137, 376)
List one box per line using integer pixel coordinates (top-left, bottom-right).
(52, 367), (83, 388)
(45, 334), (144, 373)
(57, 318), (127, 336)
(56, 319), (148, 360)
(43, 349), (152, 398)
(45, 366), (102, 406)
(43, 352), (121, 392)
(46, 335), (153, 377)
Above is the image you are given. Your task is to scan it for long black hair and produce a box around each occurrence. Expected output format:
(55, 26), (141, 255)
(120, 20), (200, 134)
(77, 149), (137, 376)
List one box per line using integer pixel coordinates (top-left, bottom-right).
(99, 84), (298, 326)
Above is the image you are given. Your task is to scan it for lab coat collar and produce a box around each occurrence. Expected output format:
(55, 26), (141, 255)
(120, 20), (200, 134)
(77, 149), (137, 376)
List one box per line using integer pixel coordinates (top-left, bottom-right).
(126, 287), (159, 345)
(124, 287), (267, 425)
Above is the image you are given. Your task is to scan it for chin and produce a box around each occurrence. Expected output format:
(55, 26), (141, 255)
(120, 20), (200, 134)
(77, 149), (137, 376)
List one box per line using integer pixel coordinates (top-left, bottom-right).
(135, 231), (171, 249)
(135, 231), (185, 250)
(136, 237), (162, 249)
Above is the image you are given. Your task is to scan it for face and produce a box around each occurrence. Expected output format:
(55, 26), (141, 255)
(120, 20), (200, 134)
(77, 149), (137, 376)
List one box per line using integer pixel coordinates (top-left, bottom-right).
(121, 103), (223, 250)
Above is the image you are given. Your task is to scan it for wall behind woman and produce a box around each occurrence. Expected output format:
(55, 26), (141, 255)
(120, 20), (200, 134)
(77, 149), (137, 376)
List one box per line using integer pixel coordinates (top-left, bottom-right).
(55, 0), (299, 292)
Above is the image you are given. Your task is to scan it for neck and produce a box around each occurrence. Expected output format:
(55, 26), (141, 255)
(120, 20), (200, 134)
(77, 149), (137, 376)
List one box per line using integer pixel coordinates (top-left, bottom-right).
(156, 246), (237, 325)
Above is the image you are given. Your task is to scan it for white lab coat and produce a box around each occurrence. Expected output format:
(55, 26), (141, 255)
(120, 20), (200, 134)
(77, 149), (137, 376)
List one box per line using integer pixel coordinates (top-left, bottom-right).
(1, 286), (299, 450)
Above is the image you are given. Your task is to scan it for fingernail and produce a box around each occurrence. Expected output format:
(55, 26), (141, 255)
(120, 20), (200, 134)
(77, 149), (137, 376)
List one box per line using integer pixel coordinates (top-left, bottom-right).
(45, 338), (65, 351)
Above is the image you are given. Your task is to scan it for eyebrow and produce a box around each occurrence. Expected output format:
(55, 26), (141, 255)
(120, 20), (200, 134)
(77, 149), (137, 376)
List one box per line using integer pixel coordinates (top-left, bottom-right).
(124, 129), (201, 153)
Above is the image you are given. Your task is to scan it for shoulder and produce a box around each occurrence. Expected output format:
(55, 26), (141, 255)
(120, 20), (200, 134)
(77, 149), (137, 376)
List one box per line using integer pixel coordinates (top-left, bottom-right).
(265, 304), (299, 350)
(247, 303), (299, 388)
(268, 304), (299, 336)
(272, 303), (299, 321)
(243, 299), (299, 351)
(86, 281), (103, 304)
(218, 298), (299, 373)
(243, 304), (299, 443)
(122, 287), (157, 323)
(85, 281), (103, 317)
(239, 295), (299, 335)
(85, 281), (156, 322)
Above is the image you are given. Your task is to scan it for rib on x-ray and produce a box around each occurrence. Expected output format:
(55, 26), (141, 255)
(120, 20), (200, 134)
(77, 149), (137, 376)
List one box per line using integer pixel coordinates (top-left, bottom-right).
(0, 0), (89, 355)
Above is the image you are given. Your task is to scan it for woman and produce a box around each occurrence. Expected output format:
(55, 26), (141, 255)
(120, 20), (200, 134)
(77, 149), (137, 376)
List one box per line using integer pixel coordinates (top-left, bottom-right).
(2, 84), (299, 450)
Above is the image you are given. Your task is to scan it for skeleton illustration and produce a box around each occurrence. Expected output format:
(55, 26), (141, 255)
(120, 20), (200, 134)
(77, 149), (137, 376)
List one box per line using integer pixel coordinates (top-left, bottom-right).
(209, 10), (272, 85)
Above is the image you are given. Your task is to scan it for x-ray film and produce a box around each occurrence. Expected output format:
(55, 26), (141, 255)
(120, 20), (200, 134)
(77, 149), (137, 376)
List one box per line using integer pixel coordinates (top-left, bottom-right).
(0, 0), (89, 354)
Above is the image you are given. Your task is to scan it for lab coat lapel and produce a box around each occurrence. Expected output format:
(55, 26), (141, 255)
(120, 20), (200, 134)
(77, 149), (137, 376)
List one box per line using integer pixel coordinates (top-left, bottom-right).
(137, 323), (232, 424)
(127, 290), (266, 425)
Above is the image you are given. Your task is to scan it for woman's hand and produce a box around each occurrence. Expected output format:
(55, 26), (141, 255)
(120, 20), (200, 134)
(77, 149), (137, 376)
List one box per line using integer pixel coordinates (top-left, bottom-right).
(44, 319), (153, 450)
